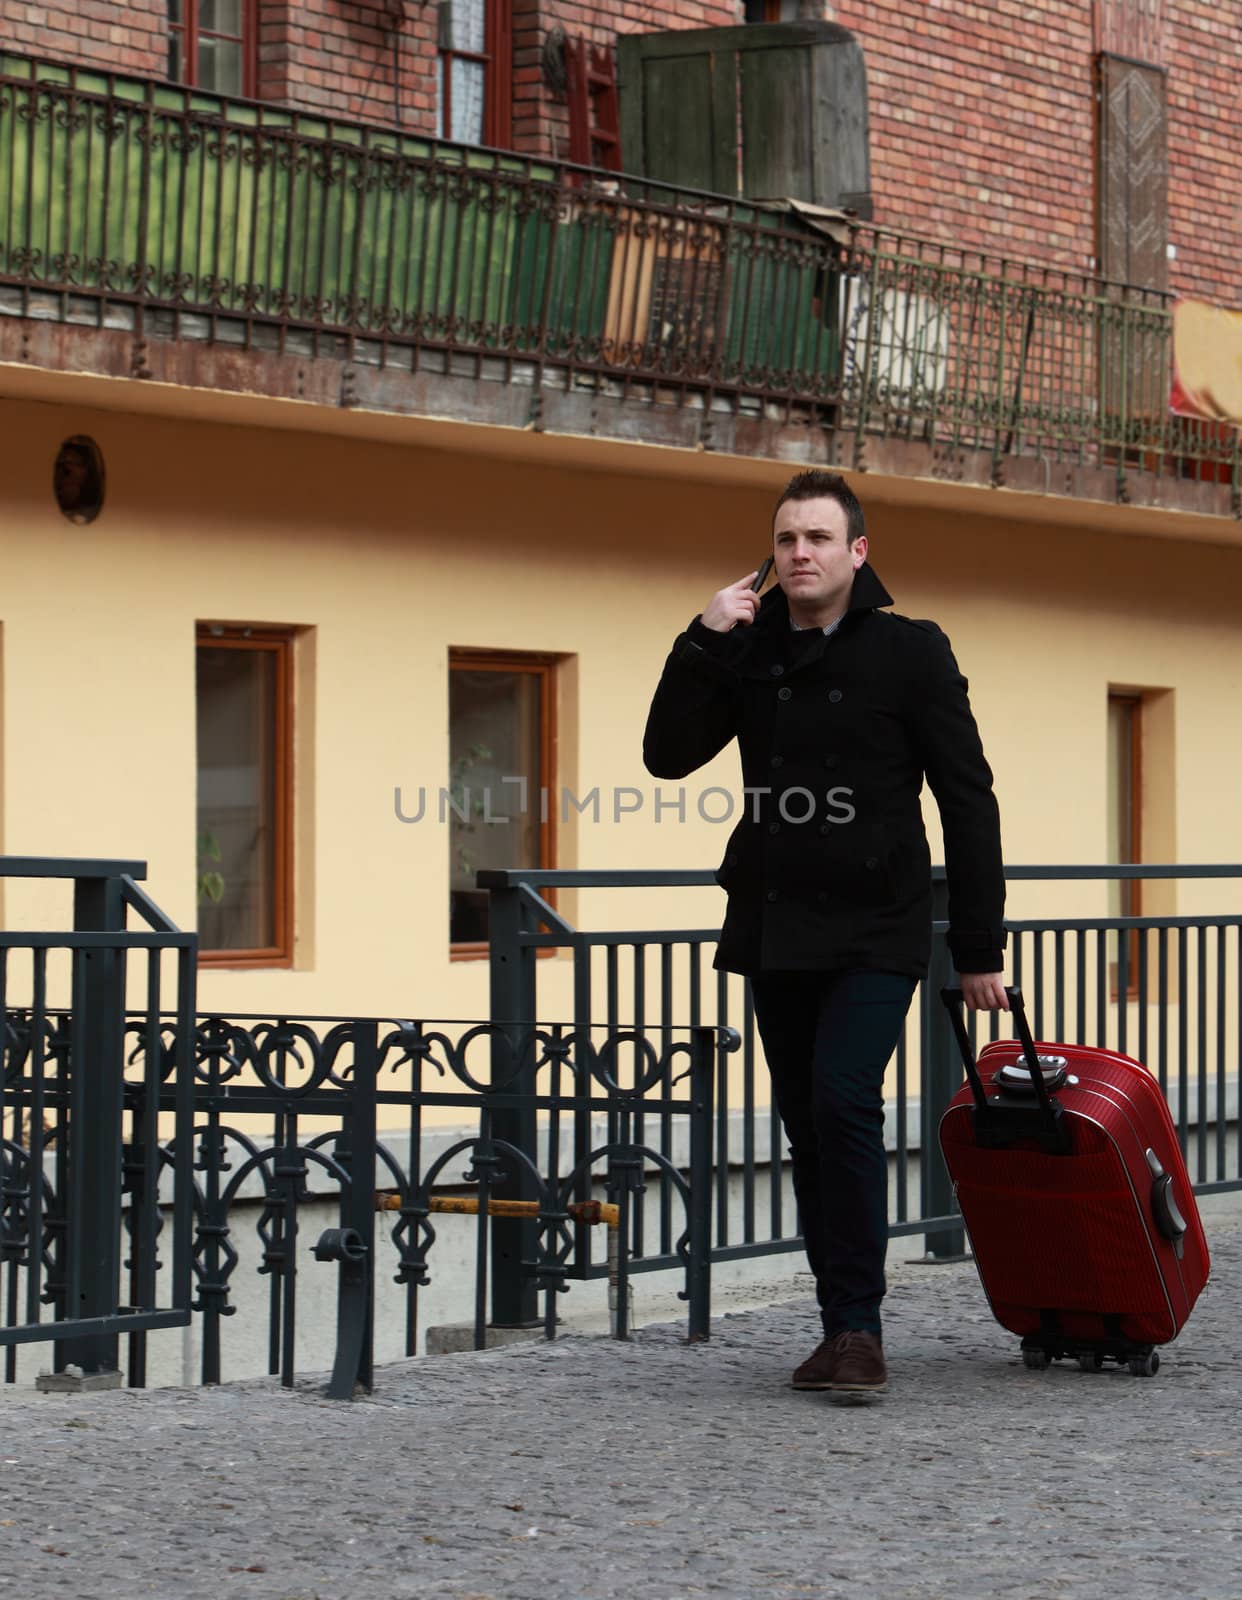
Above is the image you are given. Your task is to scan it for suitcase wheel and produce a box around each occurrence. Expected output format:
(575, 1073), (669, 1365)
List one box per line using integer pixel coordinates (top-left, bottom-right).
(1127, 1349), (1160, 1378)
(1022, 1346), (1050, 1370)
(1077, 1353), (1105, 1372)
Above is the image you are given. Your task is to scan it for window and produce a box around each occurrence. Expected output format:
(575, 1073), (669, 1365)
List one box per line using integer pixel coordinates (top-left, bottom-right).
(1107, 686), (1176, 997)
(196, 627), (293, 964)
(449, 650), (555, 952)
(744, 1), (800, 20)
(438, 0), (513, 147)
(168, 0), (257, 98)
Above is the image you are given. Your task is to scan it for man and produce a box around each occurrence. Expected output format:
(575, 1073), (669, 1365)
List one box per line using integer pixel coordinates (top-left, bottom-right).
(643, 470), (1007, 1400)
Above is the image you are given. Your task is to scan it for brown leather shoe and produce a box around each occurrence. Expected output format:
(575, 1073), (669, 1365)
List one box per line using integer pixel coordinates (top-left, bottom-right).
(791, 1338), (838, 1390)
(826, 1330), (887, 1397)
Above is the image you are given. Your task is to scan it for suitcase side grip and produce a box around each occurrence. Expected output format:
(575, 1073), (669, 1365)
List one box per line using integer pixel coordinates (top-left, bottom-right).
(1146, 1149), (1188, 1256)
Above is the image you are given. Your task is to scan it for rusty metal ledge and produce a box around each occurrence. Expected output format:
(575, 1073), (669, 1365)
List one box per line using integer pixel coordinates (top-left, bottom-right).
(1, 314), (1238, 537)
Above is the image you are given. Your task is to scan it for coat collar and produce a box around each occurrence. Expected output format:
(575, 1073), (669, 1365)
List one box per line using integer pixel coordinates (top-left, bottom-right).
(754, 560), (895, 633)
(737, 561), (894, 678)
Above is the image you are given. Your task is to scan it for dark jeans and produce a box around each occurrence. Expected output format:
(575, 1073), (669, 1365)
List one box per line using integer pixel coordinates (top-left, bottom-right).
(750, 969), (918, 1340)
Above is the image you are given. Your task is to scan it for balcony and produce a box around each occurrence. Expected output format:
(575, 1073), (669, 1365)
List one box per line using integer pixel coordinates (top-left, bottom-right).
(1, 50), (1237, 518)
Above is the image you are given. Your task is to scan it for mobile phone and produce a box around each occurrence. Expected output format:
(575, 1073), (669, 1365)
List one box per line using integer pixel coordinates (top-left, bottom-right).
(751, 556), (774, 593)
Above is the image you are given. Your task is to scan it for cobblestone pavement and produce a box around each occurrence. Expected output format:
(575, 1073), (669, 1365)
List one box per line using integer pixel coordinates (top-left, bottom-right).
(2, 1217), (1240, 1600)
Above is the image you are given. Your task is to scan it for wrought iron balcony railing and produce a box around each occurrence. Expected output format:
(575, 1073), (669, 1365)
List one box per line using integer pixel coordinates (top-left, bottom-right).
(1, 50), (1238, 497)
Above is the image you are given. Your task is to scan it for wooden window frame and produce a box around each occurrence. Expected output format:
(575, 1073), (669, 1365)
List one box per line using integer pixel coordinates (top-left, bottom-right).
(449, 647), (557, 963)
(439, 0), (513, 149)
(196, 626), (294, 969)
(168, 0), (259, 99)
(1110, 691), (1143, 996)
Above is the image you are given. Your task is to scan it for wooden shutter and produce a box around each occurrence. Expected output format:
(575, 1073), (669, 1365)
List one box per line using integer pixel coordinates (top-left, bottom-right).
(617, 23), (870, 209)
(1097, 54), (1168, 291)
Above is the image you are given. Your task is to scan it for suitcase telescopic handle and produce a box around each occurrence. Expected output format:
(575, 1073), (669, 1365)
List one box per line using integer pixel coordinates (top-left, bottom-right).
(939, 986), (1059, 1123)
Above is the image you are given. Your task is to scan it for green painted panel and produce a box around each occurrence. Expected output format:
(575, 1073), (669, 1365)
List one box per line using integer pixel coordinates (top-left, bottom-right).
(722, 221), (841, 389)
(0, 59), (560, 348)
(0, 55), (844, 389)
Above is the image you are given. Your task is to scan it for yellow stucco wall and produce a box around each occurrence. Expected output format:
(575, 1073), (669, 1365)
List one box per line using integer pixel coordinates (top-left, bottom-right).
(1, 385), (1241, 1039)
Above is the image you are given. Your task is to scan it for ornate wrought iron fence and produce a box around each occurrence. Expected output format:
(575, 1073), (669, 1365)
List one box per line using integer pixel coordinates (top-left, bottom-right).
(1, 996), (723, 1393)
(1, 50), (1238, 492)
(4, 853), (1237, 1391)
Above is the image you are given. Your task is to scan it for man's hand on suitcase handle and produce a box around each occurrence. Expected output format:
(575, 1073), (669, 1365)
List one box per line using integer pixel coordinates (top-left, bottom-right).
(960, 972), (1009, 1011)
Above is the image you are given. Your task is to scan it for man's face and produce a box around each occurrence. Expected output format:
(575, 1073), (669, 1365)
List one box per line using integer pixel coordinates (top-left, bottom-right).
(772, 496), (867, 614)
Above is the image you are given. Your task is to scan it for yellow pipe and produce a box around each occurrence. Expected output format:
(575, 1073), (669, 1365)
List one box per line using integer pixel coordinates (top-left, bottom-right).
(375, 1192), (620, 1227)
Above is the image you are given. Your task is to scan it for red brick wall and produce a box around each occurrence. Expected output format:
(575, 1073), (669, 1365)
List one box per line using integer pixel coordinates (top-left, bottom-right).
(1164, 2), (1242, 305)
(0, 0), (165, 75)
(256, 2), (439, 131)
(831, 1), (1098, 271)
(512, 0), (741, 161)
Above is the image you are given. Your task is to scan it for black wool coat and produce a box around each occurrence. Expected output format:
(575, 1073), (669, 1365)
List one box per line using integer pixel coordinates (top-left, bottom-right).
(642, 563), (1006, 979)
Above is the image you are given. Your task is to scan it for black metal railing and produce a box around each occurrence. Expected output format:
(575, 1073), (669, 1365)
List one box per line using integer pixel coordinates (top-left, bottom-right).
(2, 990), (723, 1392)
(482, 863), (1242, 1282)
(4, 853), (1238, 1393)
(0, 857), (196, 1384)
(1, 50), (1238, 496)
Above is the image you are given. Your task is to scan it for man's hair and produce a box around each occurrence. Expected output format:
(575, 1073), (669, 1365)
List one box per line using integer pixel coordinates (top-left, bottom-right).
(773, 470), (866, 546)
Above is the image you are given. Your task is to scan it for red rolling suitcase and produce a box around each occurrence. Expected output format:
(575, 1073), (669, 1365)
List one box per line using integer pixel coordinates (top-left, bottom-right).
(938, 987), (1210, 1376)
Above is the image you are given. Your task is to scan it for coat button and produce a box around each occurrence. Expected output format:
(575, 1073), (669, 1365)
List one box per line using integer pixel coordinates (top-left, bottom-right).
(816, 890), (828, 903)
(828, 689), (843, 703)
(819, 823), (833, 835)
(768, 822), (780, 835)
(770, 755), (784, 769)
(865, 856), (879, 870)
(770, 664), (785, 677)
(823, 753), (838, 769)
(766, 890), (779, 902)
(777, 687), (792, 701)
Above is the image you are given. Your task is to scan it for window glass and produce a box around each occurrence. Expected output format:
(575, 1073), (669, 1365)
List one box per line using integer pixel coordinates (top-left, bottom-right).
(1107, 694), (1138, 918)
(449, 665), (544, 945)
(1107, 691), (1142, 990)
(449, 58), (486, 143)
(198, 37), (243, 95)
(200, 0), (241, 32)
(197, 644), (280, 953)
(449, 0), (487, 54)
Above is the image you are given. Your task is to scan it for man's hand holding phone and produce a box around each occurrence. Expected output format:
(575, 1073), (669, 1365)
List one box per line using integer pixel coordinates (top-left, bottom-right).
(701, 561), (771, 633)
